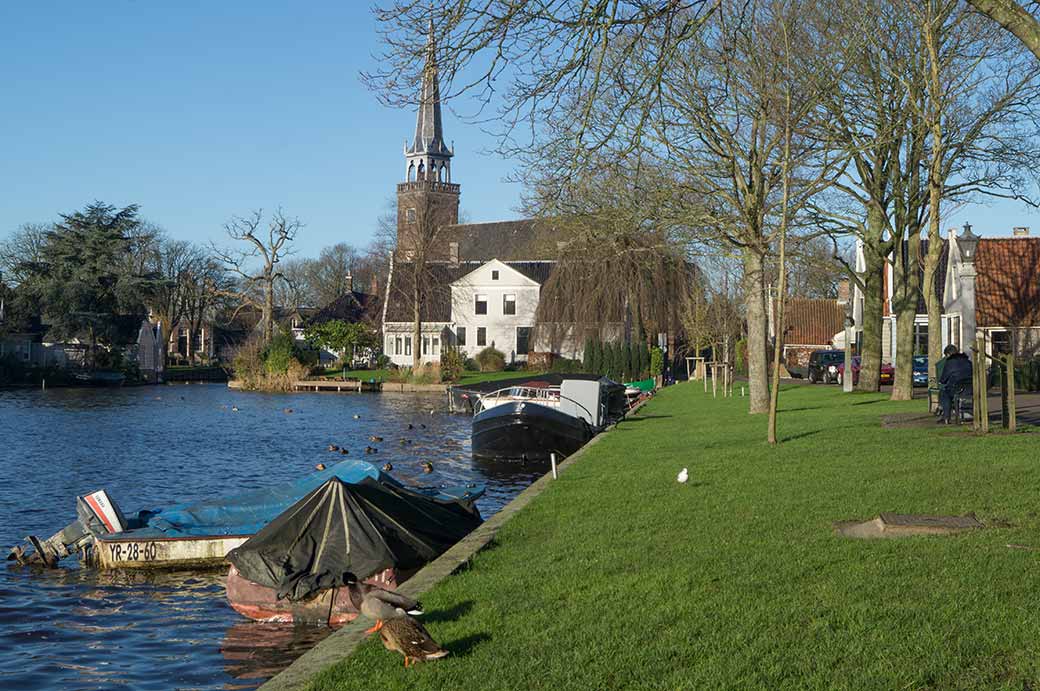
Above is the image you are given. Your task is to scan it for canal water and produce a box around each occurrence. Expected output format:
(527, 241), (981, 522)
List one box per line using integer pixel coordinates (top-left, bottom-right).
(0, 384), (543, 690)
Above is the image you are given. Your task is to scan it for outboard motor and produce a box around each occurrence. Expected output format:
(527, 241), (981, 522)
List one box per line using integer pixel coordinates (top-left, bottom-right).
(7, 490), (126, 568)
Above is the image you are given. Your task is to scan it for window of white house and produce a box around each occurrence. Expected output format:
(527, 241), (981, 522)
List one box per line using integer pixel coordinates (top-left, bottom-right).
(432, 337), (440, 355)
(422, 337), (429, 355)
(503, 294), (516, 315)
(477, 327), (487, 346)
(475, 294), (488, 315)
(406, 208), (416, 223)
(404, 337), (412, 356)
(516, 327), (532, 354)
(394, 337), (402, 355)
(491, 270), (499, 280)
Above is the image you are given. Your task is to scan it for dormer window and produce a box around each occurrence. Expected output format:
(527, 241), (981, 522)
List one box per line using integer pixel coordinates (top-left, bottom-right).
(475, 294), (488, 315)
(491, 270), (499, 280)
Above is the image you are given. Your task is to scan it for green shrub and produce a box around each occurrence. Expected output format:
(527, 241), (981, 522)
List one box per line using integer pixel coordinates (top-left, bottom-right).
(550, 357), (583, 374)
(440, 348), (464, 382)
(263, 330), (298, 375)
(650, 346), (664, 377)
(463, 357), (479, 372)
(475, 347), (506, 372)
(375, 353), (391, 369)
(638, 341), (650, 378)
(624, 342), (635, 381)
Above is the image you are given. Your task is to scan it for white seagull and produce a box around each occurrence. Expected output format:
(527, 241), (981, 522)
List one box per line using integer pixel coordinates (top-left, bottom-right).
(677, 468), (689, 484)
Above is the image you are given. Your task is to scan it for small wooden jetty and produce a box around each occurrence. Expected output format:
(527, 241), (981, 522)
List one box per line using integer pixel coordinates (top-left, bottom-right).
(292, 379), (382, 393)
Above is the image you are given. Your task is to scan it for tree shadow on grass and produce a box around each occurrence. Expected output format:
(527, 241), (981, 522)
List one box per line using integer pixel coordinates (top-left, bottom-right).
(424, 600), (475, 624)
(851, 398), (885, 406)
(623, 415), (673, 422)
(444, 632), (492, 657)
(780, 406), (824, 412)
(780, 430), (824, 442)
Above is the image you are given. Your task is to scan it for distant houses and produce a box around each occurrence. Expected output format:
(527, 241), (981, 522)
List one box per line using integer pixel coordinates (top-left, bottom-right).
(849, 225), (1040, 362)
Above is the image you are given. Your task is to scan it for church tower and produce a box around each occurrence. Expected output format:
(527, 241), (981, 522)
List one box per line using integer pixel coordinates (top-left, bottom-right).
(396, 23), (460, 260)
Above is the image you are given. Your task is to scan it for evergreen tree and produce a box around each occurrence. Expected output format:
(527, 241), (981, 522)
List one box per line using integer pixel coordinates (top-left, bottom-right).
(591, 339), (603, 375)
(624, 342), (635, 381)
(582, 337), (595, 372)
(640, 341), (651, 378)
(608, 341), (621, 380)
(22, 203), (155, 365)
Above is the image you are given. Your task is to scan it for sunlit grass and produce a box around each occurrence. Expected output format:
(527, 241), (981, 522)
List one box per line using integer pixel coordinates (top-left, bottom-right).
(310, 383), (1040, 690)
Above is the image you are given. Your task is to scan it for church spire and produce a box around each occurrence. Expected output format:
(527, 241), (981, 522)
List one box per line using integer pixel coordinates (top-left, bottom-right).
(404, 20), (453, 184)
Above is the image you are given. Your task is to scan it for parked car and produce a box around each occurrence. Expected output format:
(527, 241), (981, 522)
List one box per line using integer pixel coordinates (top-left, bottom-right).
(912, 355), (928, 387)
(807, 349), (845, 384)
(836, 356), (894, 386)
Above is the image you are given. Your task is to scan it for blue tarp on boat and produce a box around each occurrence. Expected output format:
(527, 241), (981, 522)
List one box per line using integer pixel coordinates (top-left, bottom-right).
(97, 460), (483, 540)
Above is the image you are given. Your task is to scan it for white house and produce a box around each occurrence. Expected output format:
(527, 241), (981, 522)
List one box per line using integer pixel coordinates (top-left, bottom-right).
(450, 259), (541, 362)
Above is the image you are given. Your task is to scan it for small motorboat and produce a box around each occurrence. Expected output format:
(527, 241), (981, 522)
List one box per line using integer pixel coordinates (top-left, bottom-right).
(71, 370), (126, 387)
(7, 461), (476, 571)
(471, 378), (626, 461)
(225, 476), (484, 625)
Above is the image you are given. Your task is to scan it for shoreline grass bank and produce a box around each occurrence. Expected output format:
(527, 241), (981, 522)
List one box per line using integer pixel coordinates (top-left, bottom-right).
(308, 383), (1040, 690)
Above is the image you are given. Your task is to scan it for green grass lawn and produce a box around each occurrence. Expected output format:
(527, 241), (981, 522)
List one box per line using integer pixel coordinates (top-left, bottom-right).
(309, 383), (1040, 690)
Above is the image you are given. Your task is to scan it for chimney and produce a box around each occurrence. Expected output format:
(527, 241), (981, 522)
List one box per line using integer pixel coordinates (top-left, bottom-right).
(1013, 226), (1030, 237)
(448, 242), (459, 265)
(837, 279), (850, 305)
(346, 273), (353, 293)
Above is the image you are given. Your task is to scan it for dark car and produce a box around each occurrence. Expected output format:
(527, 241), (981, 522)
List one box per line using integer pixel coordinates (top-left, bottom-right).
(912, 355), (928, 387)
(807, 349), (845, 384)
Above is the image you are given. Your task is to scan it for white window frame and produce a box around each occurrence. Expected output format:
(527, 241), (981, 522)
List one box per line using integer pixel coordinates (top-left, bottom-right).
(503, 294), (516, 316)
(477, 327), (487, 347)
(475, 294), (488, 315)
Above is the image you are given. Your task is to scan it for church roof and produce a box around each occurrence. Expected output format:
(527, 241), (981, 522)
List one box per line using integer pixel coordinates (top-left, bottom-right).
(406, 22), (451, 159)
(441, 219), (563, 261)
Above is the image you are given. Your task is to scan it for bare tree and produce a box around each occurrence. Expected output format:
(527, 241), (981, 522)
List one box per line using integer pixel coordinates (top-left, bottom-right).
(0, 223), (49, 286)
(212, 209), (301, 344)
(966, 0), (1040, 60)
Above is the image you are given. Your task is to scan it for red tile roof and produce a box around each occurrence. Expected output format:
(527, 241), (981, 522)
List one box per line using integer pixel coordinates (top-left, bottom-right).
(975, 238), (1040, 327)
(781, 298), (845, 346)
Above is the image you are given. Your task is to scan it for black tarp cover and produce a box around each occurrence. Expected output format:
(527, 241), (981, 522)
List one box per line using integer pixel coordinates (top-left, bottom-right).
(226, 477), (482, 601)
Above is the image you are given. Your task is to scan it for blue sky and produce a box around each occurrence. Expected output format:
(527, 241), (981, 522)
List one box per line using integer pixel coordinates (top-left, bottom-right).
(0, 2), (524, 257)
(1, 2), (1037, 260)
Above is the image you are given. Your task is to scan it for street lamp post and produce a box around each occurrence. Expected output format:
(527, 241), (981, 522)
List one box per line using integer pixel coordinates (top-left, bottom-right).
(843, 315), (854, 393)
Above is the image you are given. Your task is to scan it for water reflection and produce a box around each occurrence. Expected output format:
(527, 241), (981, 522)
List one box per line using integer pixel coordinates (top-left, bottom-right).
(0, 384), (543, 690)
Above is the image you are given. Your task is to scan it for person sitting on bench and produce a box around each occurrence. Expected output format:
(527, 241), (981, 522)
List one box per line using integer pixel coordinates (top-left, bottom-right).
(938, 344), (972, 424)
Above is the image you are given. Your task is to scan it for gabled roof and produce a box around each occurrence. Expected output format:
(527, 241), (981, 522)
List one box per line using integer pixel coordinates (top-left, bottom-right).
(975, 238), (1040, 327)
(782, 298), (845, 346)
(450, 259), (546, 287)
(308, 291), (375, 326)
(384, 259), (555, 323)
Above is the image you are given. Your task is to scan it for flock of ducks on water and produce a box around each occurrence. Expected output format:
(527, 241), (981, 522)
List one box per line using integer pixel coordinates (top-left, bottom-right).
(319, 414), (440, 476)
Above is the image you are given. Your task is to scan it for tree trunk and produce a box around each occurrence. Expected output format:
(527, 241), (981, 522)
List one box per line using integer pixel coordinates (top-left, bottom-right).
(890, 235), (919, 401)
(263, 267), (275, 344)
(767, 228), (787, 443)
(412, 272), (422, 371)
(966, 0), (1040, 61)
(743, 249), (769, 414)
(858, 207), (887, 392)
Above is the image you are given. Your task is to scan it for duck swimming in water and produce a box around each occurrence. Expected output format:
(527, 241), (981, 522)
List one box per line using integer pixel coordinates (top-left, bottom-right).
(382, 462), (393, 472)
(327, 444), (339, 452)
(340, 448), (350, 455)
(315, 463), (327, 471)
(369, 435), (384, 443)
(421, 461), (434, 474)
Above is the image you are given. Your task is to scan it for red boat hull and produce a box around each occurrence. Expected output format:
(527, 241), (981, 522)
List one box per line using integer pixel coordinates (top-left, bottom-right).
(226, 564), (400, 626)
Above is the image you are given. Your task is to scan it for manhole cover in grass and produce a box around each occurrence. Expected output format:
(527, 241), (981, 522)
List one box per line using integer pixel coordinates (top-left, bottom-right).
(835, 512), (983, 539)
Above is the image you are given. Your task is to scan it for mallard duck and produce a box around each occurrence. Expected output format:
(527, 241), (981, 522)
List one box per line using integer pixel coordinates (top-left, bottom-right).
(407, 423), (414, 430)
(350, 587), (443, 668)
(315, 463), (327, 471)
(370, 435), (384, 442)
(421, 461), (434, 474)
(284, 408), (294, 414)
(365, 446), (378, 454)
(382, 462), (393, 472)
(328, 444), (340, 452)
(340, 448), (350, 455)
(400, 438), (411, 445)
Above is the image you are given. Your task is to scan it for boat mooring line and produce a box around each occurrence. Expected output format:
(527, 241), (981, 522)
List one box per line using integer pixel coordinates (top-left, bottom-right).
(258, 394), (654, 691)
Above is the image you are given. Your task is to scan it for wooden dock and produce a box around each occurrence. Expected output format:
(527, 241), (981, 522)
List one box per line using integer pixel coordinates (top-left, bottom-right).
(292, 379), (382, 393)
